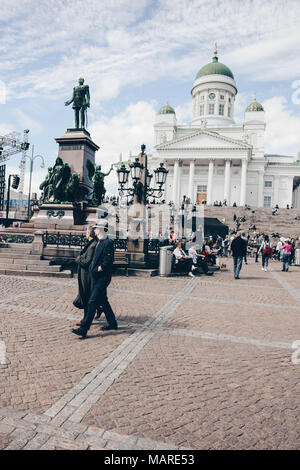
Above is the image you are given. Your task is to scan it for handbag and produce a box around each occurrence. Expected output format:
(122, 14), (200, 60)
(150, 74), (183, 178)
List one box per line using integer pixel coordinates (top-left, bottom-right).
(73, 295), (84, 309)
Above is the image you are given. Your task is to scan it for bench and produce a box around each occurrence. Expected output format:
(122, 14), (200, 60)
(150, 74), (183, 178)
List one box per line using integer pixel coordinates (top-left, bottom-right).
(171, 254), (193, 276)
(113, 251), (129, 276)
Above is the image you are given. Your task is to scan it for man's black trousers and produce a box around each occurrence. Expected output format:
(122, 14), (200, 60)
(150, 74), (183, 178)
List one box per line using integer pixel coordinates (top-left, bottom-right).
(81, 277), (117, 332)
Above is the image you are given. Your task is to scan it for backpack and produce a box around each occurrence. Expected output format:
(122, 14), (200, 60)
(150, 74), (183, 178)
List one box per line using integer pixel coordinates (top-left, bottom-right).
(264, 244), (272, 256)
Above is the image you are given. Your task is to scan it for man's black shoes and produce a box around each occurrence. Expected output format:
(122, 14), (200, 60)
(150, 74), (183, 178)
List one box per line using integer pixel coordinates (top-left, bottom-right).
(72, 328), (87, 338)
(101, 325), (118, 331)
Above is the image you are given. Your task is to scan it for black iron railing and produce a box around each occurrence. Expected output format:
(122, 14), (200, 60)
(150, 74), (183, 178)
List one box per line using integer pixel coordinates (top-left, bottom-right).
(114, 239), (128, 251)
(42, 231), (129, 251)
(42, 232), (87, 248)
(0, 232), (34, 244)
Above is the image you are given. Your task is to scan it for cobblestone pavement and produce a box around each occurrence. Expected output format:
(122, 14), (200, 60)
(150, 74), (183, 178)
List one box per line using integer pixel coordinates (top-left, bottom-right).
(0, 258), (300, 450)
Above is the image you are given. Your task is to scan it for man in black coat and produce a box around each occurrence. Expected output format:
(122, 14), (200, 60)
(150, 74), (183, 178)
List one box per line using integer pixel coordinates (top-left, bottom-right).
(231, 232), (247, 279)
(72, 223), (118, 338)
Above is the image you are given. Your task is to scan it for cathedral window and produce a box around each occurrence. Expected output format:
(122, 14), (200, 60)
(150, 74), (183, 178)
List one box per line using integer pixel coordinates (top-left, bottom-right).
(220, 95), (225, 100)
(199, 104), (204, 116)
(228, 106), (231, 117)
(209, 104), (214, 115)
(219, 104), (224, 116)
(264, 181), (272, 188)
(160, 133), (167, 144)
(264, 196), (272, 207)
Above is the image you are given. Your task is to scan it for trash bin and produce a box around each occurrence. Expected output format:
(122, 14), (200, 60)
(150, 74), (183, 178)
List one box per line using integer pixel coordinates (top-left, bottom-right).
(159, 245), (174, 277)
(295, 249), (300, 266)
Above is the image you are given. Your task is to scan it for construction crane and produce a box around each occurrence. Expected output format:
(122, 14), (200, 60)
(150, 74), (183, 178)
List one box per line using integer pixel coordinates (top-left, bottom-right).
(0, 129), (30, 212)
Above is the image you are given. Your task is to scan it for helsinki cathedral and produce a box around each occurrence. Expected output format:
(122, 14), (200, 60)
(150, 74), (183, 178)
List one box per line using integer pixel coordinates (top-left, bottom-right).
(149, 45), (300, 209)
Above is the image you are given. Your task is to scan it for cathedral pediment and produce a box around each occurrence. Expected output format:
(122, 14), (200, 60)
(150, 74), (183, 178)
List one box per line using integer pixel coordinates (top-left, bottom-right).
(155, 129), (251, 150)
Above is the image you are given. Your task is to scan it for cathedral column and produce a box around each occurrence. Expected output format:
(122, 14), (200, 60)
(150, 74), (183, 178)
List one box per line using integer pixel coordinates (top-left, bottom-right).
(177, 162), (182, 205)
(188, 160), (195, 202)
(258, 170), (264, 207)
(172, 159), (179, 205)
(224, 159), (231, 204)
(207, 159), (214, 205)
(273, 175), (280, 207)
(240, 158), (248, 206)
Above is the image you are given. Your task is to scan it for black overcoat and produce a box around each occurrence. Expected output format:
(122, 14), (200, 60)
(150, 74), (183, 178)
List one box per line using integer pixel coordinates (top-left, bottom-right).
(73, 239), (98, 311)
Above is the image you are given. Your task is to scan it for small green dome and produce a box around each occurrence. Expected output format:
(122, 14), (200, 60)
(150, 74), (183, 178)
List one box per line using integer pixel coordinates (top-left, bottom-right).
(158, 100), (175, 115)
(246, 99), (264, 112)
(195, 56), (234, 80)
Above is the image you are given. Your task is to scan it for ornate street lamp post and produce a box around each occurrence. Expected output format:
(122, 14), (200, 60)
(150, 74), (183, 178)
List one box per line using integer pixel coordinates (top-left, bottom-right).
(117, 145), (168, 205)
(116, 144), (168, 266)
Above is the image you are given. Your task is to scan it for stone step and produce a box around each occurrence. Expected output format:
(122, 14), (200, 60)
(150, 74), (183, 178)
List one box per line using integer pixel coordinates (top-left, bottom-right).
(0, 257), (49, 265)
(5, 243), (33, 250)
(0, 253), (42, 260)
(0, 269), (72, 278)
(0, 263), (61, 272)
(126, 268), (158, 277)
(0, 247), (32, 254)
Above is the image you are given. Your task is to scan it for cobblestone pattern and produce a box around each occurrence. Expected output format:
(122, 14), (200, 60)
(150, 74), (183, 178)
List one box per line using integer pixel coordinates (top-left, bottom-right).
(165, 298), (300, 343)
(0, 407), (184, 450)
(0, 307), (132, 415)
(1, 260), (300, 450)
(83, 334), (300, 450)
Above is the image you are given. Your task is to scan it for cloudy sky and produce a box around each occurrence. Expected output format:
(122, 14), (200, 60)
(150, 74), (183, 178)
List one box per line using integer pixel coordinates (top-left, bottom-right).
(1, 0), (300, 195)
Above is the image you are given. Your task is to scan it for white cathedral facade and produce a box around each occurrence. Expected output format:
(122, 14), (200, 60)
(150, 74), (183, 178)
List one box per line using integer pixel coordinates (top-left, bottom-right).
(149, 47), (300, 209)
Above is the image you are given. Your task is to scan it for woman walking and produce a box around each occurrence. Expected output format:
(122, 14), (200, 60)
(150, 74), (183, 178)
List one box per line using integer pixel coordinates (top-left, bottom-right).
(280, 239), (293, 272)
(73, 226), (99, 326)
(259, 234), (272, 272)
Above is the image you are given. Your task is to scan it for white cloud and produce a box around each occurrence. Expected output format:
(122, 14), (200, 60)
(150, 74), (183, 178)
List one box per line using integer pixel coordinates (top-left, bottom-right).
(14, 109), (43, 134)
(175, 101), (192, 125)
(263, 96), (300, 156)
(89, 100), (156, 194)
(3, 0), (300, 103)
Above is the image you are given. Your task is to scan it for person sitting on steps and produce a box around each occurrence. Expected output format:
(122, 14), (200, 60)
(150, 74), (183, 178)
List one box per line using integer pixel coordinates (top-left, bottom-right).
(173, 241), (195, 277)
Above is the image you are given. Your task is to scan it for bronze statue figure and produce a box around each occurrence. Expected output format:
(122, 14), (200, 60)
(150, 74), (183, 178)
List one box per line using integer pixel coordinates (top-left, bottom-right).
(65, 77), (90, 129)
(52, 157), (72, 202)
(86, 160), (113, 206)
(40, 167), (54, 202)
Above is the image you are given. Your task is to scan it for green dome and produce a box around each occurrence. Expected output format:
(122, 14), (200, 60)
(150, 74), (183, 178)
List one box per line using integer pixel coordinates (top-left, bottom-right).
(195, 56), (234, 80)
(158, 101), (175, 115)
(246, 100), (264, 112)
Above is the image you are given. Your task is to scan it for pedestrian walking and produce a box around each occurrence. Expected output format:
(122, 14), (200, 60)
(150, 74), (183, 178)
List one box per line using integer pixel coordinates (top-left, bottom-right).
(73, 226), (98, 326)
(72, 223), (118, 338)
(280, 239), (293, 272)
(259, 234), (272, 272)
(231, 232), (247, 279)
(241, 232), (248, 264)
(223, 235), (230, 257)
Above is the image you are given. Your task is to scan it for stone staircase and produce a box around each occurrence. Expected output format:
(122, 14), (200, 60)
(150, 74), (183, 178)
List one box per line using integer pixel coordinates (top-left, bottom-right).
(0, 244), (72, 278)
(203, 206), (300, 239)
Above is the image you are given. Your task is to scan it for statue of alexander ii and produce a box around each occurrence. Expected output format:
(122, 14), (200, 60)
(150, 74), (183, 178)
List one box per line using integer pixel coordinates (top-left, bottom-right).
(65, 77), (90, 129)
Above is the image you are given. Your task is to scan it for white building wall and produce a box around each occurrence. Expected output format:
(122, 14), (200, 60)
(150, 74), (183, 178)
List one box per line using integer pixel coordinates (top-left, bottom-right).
(293, 185), (300, 208)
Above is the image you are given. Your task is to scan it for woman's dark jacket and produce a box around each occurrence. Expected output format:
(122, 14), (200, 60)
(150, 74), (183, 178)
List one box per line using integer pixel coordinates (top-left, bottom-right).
(73, 239), (98, 311)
